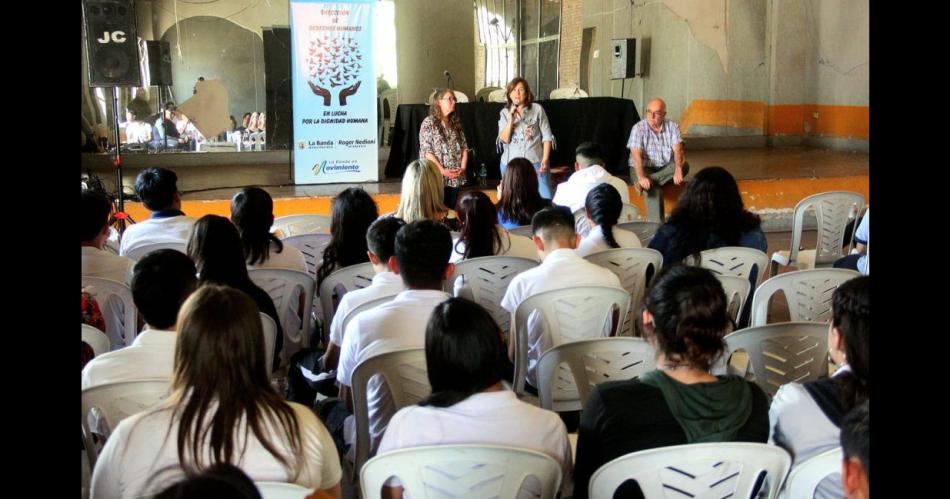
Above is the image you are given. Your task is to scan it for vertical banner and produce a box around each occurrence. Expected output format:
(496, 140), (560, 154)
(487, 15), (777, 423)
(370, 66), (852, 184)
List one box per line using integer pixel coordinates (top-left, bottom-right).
(290, 0), (377, 184)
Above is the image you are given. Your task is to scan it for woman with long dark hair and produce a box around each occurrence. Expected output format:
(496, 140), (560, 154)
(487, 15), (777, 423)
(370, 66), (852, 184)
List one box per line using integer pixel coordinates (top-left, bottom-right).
(316, 187), (379, 288)
(90, 285), (342, 499)
(648, 166), (766, 265)
(573, 265), (769, 498)
(769, 276), (869, 497)
(185, 215), (283, 369)
(576, 183), (642, 256)
(495, 157), (553, 229)
(230, 187), (306, 272)
(497, 77), (555, 198)
(451, 190), (509, 263)
(377, 298), (571, 497)
(420, 87), (469, 209)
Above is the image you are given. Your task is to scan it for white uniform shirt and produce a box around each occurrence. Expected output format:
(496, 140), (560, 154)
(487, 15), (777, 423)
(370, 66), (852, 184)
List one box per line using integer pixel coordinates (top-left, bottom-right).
(82, 246), (135, 284)
(854, 209), (869, 275)
(81, 328), (177, 390)
(378, 390), (573, 494)
(90, 401), (342, 499)
(248, 242), (308, 272)
(576, 225), (642, 257)
(769, 365), (851, 499)
(500, 248), (622, 387)
(118, 215), (197, 257)
(336, 289), (451, 455)
(328, 271), (404, 347)
(552, 165), (631, 213)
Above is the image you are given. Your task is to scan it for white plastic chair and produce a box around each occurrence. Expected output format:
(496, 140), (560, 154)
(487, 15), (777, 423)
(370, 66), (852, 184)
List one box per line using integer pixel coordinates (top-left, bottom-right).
(248, 269), (316, 360)
(317, 262), (376, 332)
(81, 324), (111, 358)
(750, 268), (860, 327)
(476, 86), (502, 102)
(446, 256), (538, 339)
(81, 378), (172, 469)
(770, 191), (865, 276)
(785, 447), (844, 499)
(589, 442), (792, 499)
(260, 313), (277, 376)
(549, 86), (589, 99)
(537, 337), (655, 412)
(616, 221), (661, 246)
(512, 286), (631, 396)
(504, 232), (541, 261)
(723, 322), (830, 397)
(81, 276), (138, 350)
(361, 445), (563, 499)
(574, 203), (639, 237)
(339, 294), (399, 338)
(715, 274), (752, 326)
(351, 348), (431, 482)
(280, 233), (333, 282)
(507, 225), (534, 238)
(255, 482), (312, 499)
(584, 248), (663, 337)
(700, 246), (770, 290)
(488, 88), (507, 103)
(122, 241), (188, 261)
(272, 214), (332, 237)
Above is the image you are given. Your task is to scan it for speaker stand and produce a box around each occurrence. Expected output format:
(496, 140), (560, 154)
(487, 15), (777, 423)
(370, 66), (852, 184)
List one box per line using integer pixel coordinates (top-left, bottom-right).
(110, 87), (133, 234)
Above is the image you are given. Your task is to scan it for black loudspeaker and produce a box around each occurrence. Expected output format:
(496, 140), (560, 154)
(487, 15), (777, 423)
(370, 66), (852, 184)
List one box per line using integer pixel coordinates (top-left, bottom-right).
(610, 38), (637, 80)
(83, 0), (141, 87)
(145, 40), (173, 86)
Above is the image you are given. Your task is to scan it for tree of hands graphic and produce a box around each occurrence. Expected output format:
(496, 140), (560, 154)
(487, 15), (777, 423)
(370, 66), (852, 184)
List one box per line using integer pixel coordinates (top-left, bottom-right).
(307, 33), (363, 106)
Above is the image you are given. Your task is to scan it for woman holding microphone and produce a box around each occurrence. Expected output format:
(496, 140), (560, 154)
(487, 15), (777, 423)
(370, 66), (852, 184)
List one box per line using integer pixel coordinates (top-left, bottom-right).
(497, 77), (555, 198)
(419, 87), (469, 209)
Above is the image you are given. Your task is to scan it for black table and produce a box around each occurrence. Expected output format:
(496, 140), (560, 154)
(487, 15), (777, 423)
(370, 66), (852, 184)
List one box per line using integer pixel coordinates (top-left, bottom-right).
(384, 97), (640, 181)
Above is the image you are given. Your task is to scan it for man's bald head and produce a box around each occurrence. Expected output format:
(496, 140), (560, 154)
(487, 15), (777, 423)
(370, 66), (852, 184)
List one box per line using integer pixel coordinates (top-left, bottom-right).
(646, 97), (666, 110)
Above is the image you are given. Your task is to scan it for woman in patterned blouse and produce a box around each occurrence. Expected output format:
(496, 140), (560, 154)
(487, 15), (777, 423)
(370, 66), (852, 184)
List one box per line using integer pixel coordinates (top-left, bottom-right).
(419, 87), (469, 210)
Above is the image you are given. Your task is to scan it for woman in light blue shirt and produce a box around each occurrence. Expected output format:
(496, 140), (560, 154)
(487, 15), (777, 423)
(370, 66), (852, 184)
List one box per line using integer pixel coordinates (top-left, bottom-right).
(497, 77), (555, 198)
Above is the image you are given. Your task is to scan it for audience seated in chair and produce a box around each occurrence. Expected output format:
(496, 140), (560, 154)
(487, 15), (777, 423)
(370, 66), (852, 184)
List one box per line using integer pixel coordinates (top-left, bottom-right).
(500, 206), (622, 392)
(377, 297), (572, 498)
(316, 187), (379, 291)
(576, 183), (642, 257)
(572, 265), (770, 498)
(496, 157), (554, 229)
(648, 166), (767, 266)
(231, 187), (307, 272)
(82, 190), (135, 284)
(451, 190), (516, 263)
(334, 220), (454, 459)
(288, 216), (407, 407)
(833, 209), (869, 275)
(89, 285), (342, 499)
(840, 400), (869, 499)
(552, 142), (630, 214)
(82, 250), (198, 389)
(395, 159), (459, 231)
(119, 168), (197, 257)
(769, 276), (869, 498)
(187, 215), (283, 371)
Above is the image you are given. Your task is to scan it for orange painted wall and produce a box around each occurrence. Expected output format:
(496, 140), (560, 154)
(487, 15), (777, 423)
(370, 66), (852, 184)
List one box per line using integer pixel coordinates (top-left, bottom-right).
(679, 99), (869, 140)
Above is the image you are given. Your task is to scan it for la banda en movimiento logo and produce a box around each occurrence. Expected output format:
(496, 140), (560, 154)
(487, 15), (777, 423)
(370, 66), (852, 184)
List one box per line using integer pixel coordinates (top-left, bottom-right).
(312, 160), (361, 175)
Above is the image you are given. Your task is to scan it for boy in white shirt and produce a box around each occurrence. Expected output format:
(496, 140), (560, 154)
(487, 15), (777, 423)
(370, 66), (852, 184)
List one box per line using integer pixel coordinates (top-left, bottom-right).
(82, 189), (135, 284)
(552, 141), (630, 213)
(119, 168), (196, 257)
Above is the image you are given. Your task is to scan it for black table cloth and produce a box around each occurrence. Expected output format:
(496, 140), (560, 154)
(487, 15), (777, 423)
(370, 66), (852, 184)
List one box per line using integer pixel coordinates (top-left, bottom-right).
(384, 97), (640, 181)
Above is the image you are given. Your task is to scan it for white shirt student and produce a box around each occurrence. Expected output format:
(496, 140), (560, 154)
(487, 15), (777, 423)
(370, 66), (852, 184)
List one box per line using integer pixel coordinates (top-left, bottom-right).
(81, 326), (177, 389)
(552, 158), (630, 213)
(500, 210), (622, 388)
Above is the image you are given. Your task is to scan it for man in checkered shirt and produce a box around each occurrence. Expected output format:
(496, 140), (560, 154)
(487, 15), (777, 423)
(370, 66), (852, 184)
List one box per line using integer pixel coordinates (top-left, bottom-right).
(627, 97), (690, 222)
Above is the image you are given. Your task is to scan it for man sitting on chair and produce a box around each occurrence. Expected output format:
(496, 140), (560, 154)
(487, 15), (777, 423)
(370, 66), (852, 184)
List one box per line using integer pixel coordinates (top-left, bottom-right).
(628, 97), (689, 222)
(82, 189), (135, 284)
(118, 168), (196, 257)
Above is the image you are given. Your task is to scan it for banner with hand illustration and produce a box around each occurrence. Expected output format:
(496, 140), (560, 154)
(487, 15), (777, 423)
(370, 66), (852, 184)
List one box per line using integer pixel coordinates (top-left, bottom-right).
(291, 0), (377, 184)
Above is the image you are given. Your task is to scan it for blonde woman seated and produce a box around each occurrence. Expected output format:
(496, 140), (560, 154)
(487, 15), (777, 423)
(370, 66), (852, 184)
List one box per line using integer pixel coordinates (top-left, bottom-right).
(394, 158), (459, 231)
(90, 285), (342, 499)
(377, 298), (571, 498)
(576, 183), (641, 257)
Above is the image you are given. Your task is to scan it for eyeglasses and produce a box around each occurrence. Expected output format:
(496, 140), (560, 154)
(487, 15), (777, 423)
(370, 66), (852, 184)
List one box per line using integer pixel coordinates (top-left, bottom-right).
(646, 110), (667, 117)
(441, 96), (457, 102)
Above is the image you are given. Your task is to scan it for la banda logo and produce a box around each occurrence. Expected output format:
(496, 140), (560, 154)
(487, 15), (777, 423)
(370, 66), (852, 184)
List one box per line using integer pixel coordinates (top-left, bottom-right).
(97, 31), (128, 44)
(312, 160), (327, 175)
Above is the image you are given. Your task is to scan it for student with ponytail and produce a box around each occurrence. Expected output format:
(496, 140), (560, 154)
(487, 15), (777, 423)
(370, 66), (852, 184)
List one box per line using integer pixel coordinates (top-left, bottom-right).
(576, 183), (642, 256)
(376, 298), (571, 498)
(573, 265), (769, 498)
(769, 275), (869, 498)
